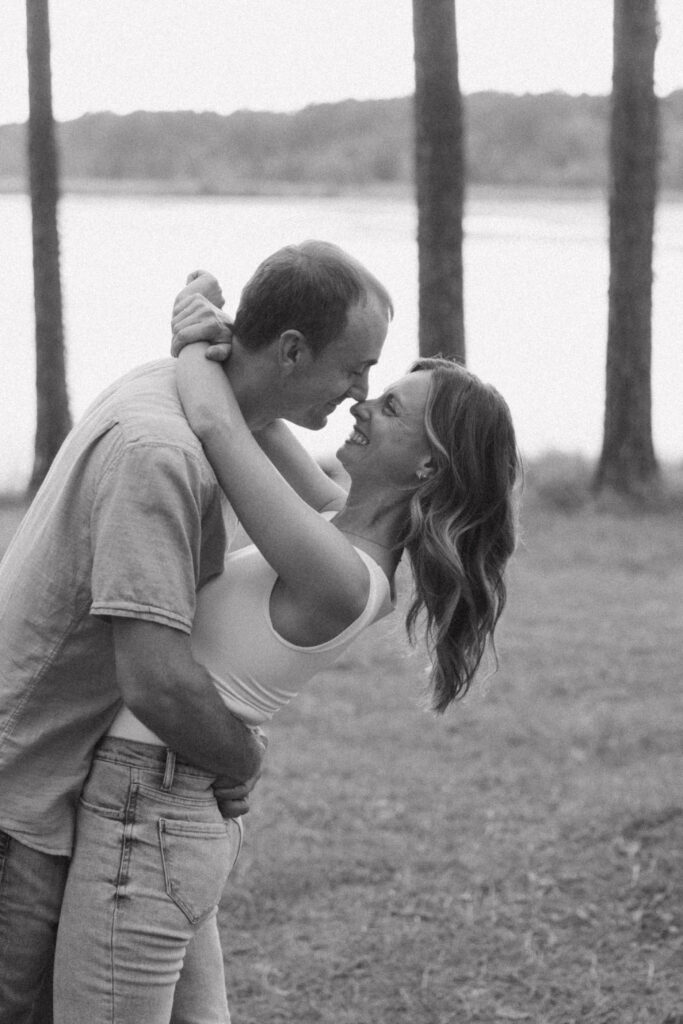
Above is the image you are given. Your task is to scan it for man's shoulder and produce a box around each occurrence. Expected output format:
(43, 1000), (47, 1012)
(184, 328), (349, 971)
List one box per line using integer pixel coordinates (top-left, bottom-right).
(90, 359), (203, 455)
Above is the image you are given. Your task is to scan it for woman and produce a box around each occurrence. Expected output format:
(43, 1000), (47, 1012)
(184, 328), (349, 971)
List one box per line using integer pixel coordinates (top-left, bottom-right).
(54, 339), (519, 1023)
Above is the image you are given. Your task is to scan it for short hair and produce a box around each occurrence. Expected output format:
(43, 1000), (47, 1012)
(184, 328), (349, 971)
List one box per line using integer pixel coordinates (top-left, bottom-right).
(232, 240), (393, 355)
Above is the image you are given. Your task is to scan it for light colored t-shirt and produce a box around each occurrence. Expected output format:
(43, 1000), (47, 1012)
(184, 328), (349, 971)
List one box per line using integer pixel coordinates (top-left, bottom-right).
(109, 539), (394, 739)
(0, 360), (230, 856)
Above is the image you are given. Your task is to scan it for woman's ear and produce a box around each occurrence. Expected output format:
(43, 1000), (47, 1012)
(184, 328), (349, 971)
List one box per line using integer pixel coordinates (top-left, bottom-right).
(415, 456), (436, 482)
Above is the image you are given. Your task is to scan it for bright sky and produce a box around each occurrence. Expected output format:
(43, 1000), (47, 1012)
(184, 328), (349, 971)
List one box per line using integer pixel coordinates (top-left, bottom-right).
(2, 0), (682, 126)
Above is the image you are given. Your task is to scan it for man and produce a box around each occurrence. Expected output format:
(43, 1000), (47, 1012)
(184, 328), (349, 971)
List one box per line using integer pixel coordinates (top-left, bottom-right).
(0, 239), (392, 1021)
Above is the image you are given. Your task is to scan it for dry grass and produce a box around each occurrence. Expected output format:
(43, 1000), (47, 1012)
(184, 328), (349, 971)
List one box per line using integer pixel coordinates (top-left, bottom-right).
(1, 469), (682, 1023)
(217, 500), (683, 1023)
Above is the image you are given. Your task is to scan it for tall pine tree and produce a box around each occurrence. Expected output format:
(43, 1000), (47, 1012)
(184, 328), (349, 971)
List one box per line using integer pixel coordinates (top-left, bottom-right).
(412, 0), (465, 361)
(594, 0), (660, 498)
(26, 0), (71, 497)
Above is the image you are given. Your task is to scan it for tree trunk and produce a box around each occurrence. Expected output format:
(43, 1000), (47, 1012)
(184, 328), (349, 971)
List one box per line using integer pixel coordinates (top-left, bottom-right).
(26, 0), (71, 497)
(412, 0), (465, 361)
(594, 0), (659, 498)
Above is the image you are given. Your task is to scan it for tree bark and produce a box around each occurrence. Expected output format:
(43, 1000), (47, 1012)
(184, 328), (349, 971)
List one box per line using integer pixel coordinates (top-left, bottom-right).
(412, 0), (465, 361)
(594, 0), (659, 498)
(26, 0), (71, 497)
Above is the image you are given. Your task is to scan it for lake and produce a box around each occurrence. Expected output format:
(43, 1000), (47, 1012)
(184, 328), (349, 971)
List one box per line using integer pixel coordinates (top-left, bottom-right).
(1, 189), (681, 490)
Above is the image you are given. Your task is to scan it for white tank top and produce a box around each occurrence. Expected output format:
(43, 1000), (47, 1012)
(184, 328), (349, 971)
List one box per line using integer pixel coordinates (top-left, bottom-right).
(108, 541), (394, 740)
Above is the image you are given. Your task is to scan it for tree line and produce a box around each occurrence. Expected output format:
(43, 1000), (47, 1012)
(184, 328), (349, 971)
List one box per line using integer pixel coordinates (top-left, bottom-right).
(20, 0), (666, 503)
(3, 90), (683, 193)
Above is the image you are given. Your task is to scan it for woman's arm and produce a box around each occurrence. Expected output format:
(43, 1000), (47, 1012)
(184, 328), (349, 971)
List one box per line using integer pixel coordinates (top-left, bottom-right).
(176, 346), (369, 626)
(254, 421), (347, 513)
(171, 277), (346, 514)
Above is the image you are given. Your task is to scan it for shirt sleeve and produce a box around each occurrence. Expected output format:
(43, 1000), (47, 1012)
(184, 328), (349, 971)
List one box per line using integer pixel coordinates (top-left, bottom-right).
(89, 441), (213, 632)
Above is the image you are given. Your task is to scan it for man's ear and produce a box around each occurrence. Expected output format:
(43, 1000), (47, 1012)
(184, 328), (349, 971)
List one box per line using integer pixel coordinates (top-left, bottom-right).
(278, 330), (312, 372)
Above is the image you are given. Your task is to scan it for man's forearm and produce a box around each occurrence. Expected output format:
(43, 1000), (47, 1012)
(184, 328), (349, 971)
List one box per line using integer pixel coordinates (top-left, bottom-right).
(113, 619), (264, 786)
(131, 661), (263, 784)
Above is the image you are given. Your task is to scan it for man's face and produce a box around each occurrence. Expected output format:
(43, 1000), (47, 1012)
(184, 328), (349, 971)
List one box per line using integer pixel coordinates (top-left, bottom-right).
(281, 293), (389, 430)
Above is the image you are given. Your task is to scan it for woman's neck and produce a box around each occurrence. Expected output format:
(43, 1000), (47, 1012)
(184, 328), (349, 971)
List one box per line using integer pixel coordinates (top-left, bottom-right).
(332, 489), (409, 576)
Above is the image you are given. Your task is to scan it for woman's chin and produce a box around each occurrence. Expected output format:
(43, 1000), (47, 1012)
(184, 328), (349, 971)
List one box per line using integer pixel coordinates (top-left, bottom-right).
(337, 441), (362, 471)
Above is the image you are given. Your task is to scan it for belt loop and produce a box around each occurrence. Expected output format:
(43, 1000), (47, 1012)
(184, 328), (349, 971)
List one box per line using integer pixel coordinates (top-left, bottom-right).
(162, 750), (176, 791)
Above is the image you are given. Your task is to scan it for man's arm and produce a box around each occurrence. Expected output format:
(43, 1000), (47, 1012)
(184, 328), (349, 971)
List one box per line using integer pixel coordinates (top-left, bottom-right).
(112, 619), (265, 788)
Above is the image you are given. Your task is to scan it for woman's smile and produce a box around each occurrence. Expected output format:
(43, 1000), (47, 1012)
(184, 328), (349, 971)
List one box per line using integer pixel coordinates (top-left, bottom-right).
(345, 426), (369, 446)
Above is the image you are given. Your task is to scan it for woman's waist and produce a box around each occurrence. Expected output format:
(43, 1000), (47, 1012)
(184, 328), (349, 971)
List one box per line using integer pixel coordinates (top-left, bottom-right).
(101, 713), (218, 783)
(107, 704), (165, 745)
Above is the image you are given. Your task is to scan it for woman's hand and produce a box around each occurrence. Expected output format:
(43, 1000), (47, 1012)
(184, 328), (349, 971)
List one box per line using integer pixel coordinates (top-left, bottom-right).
(171, 270), (233, 361)
(180, 269), (225, 308)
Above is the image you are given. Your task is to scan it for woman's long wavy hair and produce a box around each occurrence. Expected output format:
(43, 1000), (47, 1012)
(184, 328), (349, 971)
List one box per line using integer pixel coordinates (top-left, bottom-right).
(402, 358), (520, 713)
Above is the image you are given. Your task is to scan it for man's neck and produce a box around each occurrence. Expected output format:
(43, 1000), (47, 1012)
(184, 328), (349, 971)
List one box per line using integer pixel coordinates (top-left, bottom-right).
(223, 340), (279, 431)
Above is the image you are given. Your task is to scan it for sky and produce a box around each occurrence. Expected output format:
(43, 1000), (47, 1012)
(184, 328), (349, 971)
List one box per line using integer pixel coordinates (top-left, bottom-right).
(2, 0), (683, 126)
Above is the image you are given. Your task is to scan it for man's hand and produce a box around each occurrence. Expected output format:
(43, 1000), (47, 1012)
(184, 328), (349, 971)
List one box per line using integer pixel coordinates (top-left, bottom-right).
(172, 270), (233, 362)
(213, 727), (268, 818)
(213, 781), (253, 819)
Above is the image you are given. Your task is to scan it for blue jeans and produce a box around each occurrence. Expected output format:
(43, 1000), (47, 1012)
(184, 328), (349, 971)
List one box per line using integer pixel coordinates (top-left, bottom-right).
(0, 830), (68, 1024)
(53, 737), (243, 1024)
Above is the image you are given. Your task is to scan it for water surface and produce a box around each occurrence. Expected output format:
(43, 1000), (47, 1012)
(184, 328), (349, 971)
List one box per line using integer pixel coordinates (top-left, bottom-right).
(1, 191), (681, 488)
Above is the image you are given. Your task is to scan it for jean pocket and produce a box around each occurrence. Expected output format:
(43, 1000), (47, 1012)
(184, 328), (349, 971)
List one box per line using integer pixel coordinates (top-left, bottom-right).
(158, 817), (239, 925)
(78, 759), (129, 819)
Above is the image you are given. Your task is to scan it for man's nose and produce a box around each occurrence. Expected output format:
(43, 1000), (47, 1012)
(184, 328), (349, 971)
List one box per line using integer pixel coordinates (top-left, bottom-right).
(348, 370), (370, 403)
(348, 384), (368, 403)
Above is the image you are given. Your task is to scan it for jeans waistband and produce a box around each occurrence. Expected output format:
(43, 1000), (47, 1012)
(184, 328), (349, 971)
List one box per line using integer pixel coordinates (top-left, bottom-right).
(94, 736), (216, 781)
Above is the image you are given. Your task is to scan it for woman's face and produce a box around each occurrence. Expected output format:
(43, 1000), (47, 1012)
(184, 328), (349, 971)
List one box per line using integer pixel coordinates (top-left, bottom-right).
(336, 370), (433, 487)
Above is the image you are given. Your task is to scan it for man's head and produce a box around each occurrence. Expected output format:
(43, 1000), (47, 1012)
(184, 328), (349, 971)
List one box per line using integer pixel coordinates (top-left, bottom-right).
(232, 241), (393, 429)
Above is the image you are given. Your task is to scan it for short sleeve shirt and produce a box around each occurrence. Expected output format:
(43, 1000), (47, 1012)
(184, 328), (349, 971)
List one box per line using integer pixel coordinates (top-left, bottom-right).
(0, 360), (230, 855)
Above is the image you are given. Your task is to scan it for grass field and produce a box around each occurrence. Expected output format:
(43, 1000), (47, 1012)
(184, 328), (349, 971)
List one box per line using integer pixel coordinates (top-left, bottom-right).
(1, 475), (681, 1023)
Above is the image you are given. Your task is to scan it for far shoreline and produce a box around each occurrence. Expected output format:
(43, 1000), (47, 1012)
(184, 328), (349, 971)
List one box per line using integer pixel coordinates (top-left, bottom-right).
(2, 177), (682, 205)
